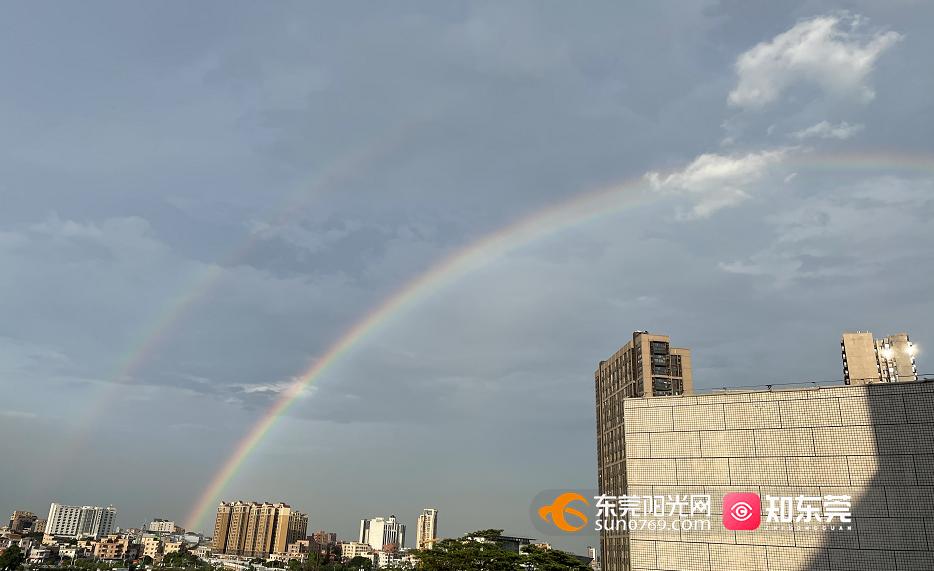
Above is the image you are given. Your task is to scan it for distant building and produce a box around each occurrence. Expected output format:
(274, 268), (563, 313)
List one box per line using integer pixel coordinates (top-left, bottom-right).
(46, 504), (116, 539)
(139, 537), (163, 560)
(93, 535), (135, 561)
(842, 331), (918, 384)
(9, 511), (37, 534)
(475, 534), (534, 554)
(415, 509), (438, 550)
(310, 530), (336, 547)
(211, 502), (307, 558)
(339, 541), (373, 560)
(359, 516), (405, 550)
(148, 519), (181, 533)
(33, 519), (47, 534)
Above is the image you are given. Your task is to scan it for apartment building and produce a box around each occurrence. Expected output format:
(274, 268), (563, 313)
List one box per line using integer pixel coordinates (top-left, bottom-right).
(211, 501), (307, 558)
(415, 509), (438, 550)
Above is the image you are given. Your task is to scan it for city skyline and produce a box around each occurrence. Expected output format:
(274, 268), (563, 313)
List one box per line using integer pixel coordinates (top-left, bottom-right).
(2, 0), (933, 559)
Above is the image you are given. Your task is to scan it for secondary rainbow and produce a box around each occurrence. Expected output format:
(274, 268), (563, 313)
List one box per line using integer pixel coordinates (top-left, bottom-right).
(33, 114), (436, 502)
(181, 148), (934, 529)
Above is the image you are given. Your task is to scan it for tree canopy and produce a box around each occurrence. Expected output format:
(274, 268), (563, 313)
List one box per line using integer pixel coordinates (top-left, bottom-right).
(0, 545), (25, 571)
(409, 530), (591, 571)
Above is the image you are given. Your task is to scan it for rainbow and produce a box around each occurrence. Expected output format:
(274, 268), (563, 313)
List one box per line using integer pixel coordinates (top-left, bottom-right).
(35, 113), (437, 499)
(184, 148), (934, 529)
(184, 173), (658, 529)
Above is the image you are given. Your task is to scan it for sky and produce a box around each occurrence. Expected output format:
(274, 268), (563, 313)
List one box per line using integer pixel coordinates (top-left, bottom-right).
(1, 0), (932, 557)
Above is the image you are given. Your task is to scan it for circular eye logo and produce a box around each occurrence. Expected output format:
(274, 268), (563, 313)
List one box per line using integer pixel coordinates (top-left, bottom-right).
(723, 493), (761, 530)
(730, 502), (754, 521)
(538, 493), (589, 532)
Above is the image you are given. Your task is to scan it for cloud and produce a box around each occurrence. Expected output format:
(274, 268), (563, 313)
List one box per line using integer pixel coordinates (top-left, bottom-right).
(728, 14), (903, 109)
(646, 149), (791, 218)
(447, 4), (569, 78)
(1, 410), (37, 419)
(719, 176), (934, 285)
(791, 120), (865, 140)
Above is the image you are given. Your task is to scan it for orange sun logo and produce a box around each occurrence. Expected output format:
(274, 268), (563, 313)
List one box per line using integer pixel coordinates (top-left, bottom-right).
(538, 492), (589, 532)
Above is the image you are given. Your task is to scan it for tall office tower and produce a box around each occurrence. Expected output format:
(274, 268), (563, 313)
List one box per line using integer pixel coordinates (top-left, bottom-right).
(415, 509), (438, 550)
(212, 502), (307, 557)
(842, 331), (918, 385)
(9, 511), (37, 533)
(359, 515), (406, 550)
(595, 332), (692, 571)
(46, 504), (116, 539)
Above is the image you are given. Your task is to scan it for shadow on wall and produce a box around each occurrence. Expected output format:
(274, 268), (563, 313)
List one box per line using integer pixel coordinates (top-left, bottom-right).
(801, 380), (934, 570)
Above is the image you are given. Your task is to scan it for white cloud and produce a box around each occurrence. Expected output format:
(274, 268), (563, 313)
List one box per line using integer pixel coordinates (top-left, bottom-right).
(646, 149), (791, 218)
(728, 14), (902, 109)
(791, 120), (865, 139)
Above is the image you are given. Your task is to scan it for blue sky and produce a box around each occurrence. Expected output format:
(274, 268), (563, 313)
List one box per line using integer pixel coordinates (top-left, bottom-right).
(1, 0), (932, 555)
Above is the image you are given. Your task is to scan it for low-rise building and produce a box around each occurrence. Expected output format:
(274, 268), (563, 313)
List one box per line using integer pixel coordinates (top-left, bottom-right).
(339, 541), (373, 560)
(163, 541), (184, 554)
(139, 536), (163, 559)
(9, 512), (37, 534)
(93, 535), (135, 561)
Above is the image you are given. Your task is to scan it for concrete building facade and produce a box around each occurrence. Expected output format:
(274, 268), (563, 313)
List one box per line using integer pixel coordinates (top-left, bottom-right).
(842, 331), (918, 385)
(599, 380), (934, 571)
(415, 509), (438, 550)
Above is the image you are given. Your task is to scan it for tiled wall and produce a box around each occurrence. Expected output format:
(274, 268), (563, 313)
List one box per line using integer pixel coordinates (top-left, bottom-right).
(618, 381), (934, 571)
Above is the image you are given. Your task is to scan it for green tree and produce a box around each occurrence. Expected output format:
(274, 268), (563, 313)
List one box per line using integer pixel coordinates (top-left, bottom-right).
(345, 556), (371, 571)
(520, 546), (590, 571)
(0, 545), (25, 571)
(410, 529), (520, 571)
(142, 556), (153, 566)
(287, 560), (301, 571)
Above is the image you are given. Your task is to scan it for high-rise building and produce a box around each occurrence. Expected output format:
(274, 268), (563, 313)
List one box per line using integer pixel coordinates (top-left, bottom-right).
(842, 331), (918, 385)
(359, 516), (405, 550)
(9, 511), (37, 534)
(596, 331), (692, 553)
(596, 331), (692, 399)
(46, 504), (116, 539)
(597, 378), (934, 570)
(33, 519), (47, 534)
(211, 502), (307, 558)
(415, 509), (438, 550)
